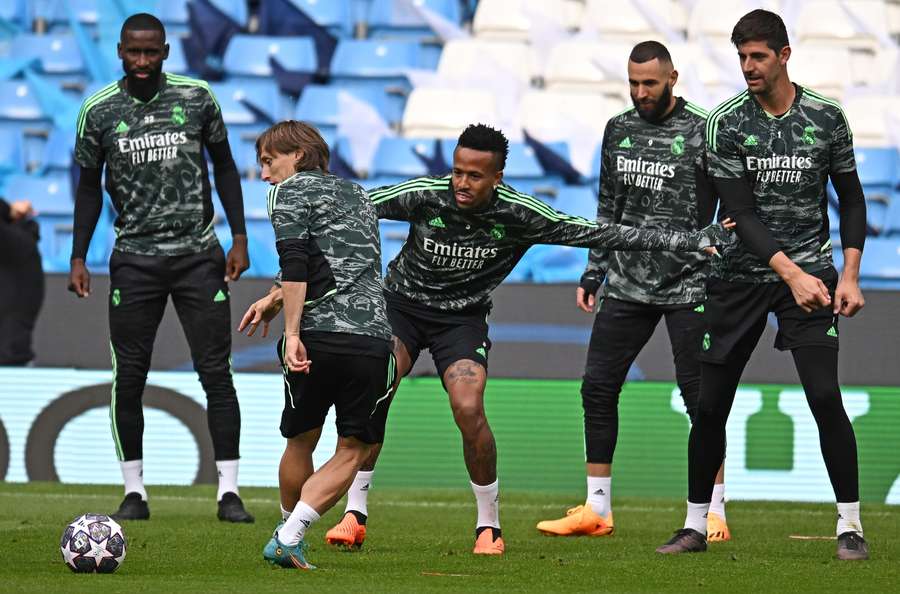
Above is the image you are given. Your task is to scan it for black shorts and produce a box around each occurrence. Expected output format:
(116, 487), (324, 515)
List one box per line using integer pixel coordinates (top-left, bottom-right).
(699, 267), (840, 364)
(384, 290), (491, 380)
(276, 335), (397, 444)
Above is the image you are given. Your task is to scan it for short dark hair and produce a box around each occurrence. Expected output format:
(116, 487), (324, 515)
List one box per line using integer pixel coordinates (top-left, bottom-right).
(256, 120), (330, 173)
(629, 41), (672, 66)
(456, 124), (509, 171)
(121, 13), (166, 42)
(731, 9), (789, 53)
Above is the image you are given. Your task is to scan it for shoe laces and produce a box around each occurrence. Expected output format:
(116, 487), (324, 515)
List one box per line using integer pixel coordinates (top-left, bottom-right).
(565, 505), (585, 516)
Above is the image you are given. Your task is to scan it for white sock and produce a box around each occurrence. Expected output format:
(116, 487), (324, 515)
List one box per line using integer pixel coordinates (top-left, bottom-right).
(120, 460), (147, 500)
(708, 483), (726, 519)
(586, 476), (612, 517)
(215, 459), (239, 501)
(471, 480), (500, 529)
(280, 505), (291, 521)
(344, 470), (374, 516)
(278, 501), (320, 546)
(684, 501), (709, 535)
(836, 501), (863, 536)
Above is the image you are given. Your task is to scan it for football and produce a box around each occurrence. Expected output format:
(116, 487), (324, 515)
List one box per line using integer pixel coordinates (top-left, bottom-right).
(60, 514), (127, 573)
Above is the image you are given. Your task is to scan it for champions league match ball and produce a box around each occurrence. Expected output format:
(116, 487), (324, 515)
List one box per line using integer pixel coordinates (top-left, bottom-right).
(60, 514), (127, 573)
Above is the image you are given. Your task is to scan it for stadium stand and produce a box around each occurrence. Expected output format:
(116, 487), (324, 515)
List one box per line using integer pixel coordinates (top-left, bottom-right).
(0, 0), (897, 287)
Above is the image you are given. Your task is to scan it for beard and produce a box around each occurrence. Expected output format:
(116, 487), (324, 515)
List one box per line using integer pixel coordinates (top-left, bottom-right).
(123, 61), (162, 100)
(632, 83), (673, 123)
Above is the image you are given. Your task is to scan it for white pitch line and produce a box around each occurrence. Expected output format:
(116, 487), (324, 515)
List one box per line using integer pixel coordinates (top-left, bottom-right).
(0, 491), (894, 517)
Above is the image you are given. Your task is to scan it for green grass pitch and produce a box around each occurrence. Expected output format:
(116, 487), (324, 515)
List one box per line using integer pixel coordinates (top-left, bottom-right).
(1, 482), (897, 592)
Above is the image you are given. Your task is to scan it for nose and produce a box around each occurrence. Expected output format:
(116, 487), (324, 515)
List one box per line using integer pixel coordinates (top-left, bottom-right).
(136, 52), (149, 67)
(261, 166), (270, 182)
(636, 85), (649, 100)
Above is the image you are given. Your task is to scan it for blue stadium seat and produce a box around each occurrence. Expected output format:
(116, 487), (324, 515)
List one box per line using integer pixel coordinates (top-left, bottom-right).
(288, 0), (353, 36)
(371, 137), (438, 179)
(294, 84), (391, 136)
(855, 147), (900, 188)
(210, 81), (283, 127)
(234, 179), (279, 277)
(1, 173), (74, 270)
(332, 39), (437, 78)
(379, 219), (409, 275)
(223, 35), (317, 78)
(0, 129), (25, 175)
(0, 81), (46, 122)
(11, 34), (84, 74)
(159, 0), (247, 28)
(367, 0), (462, 38)
(881, 191), (900, 237)
(37, 126), (73, 174)
(553, 186), (598, 221)
(528, 244), (589, 283)
(858, 237), (900, 289)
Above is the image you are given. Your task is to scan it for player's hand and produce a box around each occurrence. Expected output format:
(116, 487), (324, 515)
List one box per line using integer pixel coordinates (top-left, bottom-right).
(720, 217), (736, 230)
(237, 293), (283, 337)
(786, 270), (832, 313)
(225, 234), (250, 281)
(68, 258), (91, 298)
(576, 286), (596, 313)
(703, 247), (720, 257)
(9, 200), (34, 221)
(699, 218), (737, 249)
(833, 276), (864, 317)
(284, 334), (311, 374)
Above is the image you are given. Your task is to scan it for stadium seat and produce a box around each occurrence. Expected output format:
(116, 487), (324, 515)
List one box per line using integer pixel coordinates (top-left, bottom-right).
(288, 0), (353, 36)
(223, 35), (317, 78)
(881, 191), (900, 236)
(780, 45), (851, 101)
(402, 88), (500, 139)
(437, 39), (538, 87)
(331, 39), (438, 79)
(378, 219), (410, 275)
(858, 237), (900, 288)
(0, 129), (25, 175)
(158, 0), (248, 28)
(687, 0), (776, 44)
(795, 0), (889, 50)
(1, 173), (74, 270)
(583, 0), (687, 42)
(0, 81), (46, 122)
(11, 34), (84, 75)
(36, 126), (73, 174)
(210, 81), (283, 127)
(366, 0), (462, 39)
(553, 186), (598, 221)
(472, 0), (584, 41)
(543, 40), (634, 96)
(371, 136), (440, 180)
(843, 95), (900, 147)
(295, 84), (393, 136)
(855, 147), (900, 188)
(528, 244), (589, 283)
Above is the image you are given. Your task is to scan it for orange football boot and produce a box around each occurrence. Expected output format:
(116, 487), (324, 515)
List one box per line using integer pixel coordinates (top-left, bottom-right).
(536, 505), (615, 537)
(706, 512), (731, 542)
(473, 527), (505, 555)
(325, 512), (366, 549)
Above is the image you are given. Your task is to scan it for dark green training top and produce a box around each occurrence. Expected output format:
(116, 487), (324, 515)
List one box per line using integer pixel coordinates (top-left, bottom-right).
(74, 73), (225, 256)
(706, 85), (856, 282)
(371, 177), (727, 312)
(582, 98), (717, 305)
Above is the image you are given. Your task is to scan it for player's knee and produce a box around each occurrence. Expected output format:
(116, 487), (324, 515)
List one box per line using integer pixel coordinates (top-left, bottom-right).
(450, 399), (486, 429)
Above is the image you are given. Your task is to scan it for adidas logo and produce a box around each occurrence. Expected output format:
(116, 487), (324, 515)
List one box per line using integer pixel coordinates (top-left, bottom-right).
(476, 346), (487, 358)
(694, 304), (705, 314)
(214, 289), (227, 302)
(360, 484), (370, 491)
(618, 137), (632, 148)
(743, 134), (759, 147)
(300, 519), (311, 528)
(115, 120), (129, 134)
(827, 326), (838, 337)
(428, 216), (446, 228)
(593, 488), (605, 496)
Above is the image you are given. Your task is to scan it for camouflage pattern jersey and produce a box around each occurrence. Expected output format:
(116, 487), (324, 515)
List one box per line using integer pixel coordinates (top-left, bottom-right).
(706, 84), (855, 283)
(582, 98), (716, 305)
(74, 73), (224, 256)
(371, 177), (728, 312)
(268, 171), (392, 342)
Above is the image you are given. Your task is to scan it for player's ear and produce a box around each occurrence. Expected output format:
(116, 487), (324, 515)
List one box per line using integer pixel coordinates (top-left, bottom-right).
(670, 68), (678, 88)
(162, 43), (170, 61)
(493, 169), (503, 188)
(116, 42), (123, 60)
(779, 45), (791, 66)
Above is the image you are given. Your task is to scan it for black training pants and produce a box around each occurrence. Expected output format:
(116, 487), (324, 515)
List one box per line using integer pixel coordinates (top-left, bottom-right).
(581, 298), (704, 464)
(108, 246), (240, 461)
